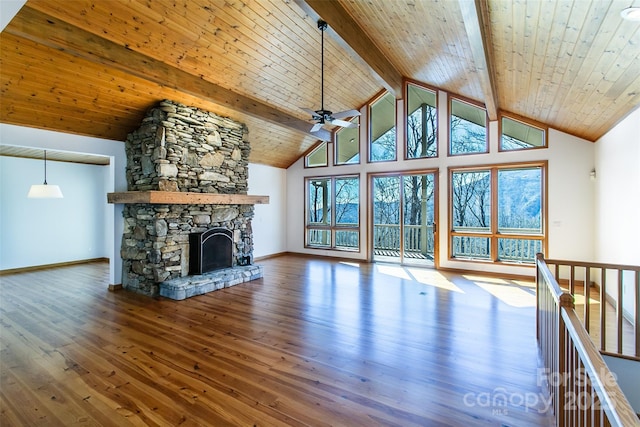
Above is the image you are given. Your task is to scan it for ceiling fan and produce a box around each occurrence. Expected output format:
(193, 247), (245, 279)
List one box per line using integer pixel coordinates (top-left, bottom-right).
(301, 20), (360, 135)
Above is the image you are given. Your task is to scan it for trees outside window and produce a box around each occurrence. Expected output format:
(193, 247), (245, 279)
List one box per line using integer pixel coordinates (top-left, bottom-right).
(450, 164), (545, 263)
(449, 98), (487, 155)
(500, 115), (546, 151)
(369, 92), (396, 162)
(306, 175), (359, 250)
(406, 83), (437, 159)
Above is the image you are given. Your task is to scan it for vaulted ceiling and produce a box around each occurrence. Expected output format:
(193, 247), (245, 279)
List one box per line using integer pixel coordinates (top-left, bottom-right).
(1, 0), (639, 168)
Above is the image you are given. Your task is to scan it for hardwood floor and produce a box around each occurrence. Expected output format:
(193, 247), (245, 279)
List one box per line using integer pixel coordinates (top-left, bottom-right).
(0, 255), (554, 426)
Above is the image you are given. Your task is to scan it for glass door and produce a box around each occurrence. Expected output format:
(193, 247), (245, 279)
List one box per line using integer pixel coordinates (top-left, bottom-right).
(372, 176), (401, 263)
(372, 173), (436, 266)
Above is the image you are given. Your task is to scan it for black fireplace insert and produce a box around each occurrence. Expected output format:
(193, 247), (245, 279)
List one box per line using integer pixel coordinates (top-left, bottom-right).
(189, 228), (233, 275)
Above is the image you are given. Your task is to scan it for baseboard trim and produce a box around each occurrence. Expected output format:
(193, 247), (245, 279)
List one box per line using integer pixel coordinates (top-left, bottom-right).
(254, 252), (290, 261)
(108, 283), (123, 292)
(0, 258), (109, 275)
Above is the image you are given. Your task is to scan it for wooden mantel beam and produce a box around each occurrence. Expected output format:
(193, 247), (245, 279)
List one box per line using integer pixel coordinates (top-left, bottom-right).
(6, 6), (331, 142)
(459, 0), (499, 121)
(107, 191), (269, 205)
(294, 0), (403, 99)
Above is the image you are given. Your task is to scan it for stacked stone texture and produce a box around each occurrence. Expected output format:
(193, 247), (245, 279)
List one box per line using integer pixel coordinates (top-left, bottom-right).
(121, 100), (255, 296)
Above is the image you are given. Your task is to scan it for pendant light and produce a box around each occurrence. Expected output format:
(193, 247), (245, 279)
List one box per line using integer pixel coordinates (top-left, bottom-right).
(27, 150), (64, 198)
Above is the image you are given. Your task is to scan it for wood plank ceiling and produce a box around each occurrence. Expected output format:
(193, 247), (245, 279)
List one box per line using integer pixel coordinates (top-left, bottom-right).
(1, 0), (639, 169)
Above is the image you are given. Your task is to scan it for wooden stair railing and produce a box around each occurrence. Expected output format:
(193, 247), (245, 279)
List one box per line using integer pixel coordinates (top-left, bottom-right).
(536, 254), (639, 427)
(543, 258), (640, 359)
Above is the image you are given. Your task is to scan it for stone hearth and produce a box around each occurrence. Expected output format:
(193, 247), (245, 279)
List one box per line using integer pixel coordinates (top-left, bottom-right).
(112, 100), (265, 297)
(159, 265), (263, 300)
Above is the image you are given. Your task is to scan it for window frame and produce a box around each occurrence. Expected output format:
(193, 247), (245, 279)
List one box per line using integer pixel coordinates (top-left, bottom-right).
(498, 112), (548, 152)
(448, 96), (489, 156)
(404, 79), (438, 160)
(448, 161), (547, 265)
(305, 174), (361, 252)
(368, 90), (397, 163)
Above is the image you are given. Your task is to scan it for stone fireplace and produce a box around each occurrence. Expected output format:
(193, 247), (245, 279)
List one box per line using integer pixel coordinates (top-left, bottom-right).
(109, 100), (266, 298)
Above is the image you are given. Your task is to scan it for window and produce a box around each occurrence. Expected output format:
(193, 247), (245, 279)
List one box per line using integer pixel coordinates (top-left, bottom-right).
(305, 142), (327, 167)
(406, 83), (437, 159)
(450, 163), (545, 264)
(500, 115), (546, 151)
(335, 117), (359, 165)
(369, 92), (396, 162)
(449, 98), (487, 155)
(306, 175), (359, 251)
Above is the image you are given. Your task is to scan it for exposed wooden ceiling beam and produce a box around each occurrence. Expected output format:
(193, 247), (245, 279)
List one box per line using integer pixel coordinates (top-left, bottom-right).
(294, 0), (403, 99)
(5, 6), (332, 142)
(458, 0), (499, 121)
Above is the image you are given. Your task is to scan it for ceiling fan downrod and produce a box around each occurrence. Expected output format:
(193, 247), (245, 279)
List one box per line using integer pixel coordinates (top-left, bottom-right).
(318, 19), (328, 118)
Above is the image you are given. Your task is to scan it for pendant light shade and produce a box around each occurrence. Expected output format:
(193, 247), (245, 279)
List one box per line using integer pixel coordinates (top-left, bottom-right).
(27, 150), (63, 198)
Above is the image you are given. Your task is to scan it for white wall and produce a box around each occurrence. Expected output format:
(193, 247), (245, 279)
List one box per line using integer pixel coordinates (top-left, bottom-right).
(0, 156), (109, 269)
(0, 124), (127, 285)
(286, 90), (596, 276)
(594, 107), (640, 266)
(594, 107), (640, 321)
(248, 163), (287, 258)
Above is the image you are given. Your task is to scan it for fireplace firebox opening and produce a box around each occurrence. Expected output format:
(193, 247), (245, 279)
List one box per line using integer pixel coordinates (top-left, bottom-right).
(189, 228), (233, 275)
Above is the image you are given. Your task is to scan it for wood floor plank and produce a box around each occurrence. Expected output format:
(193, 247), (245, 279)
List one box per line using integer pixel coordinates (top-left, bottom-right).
(0, 256), (555, 426)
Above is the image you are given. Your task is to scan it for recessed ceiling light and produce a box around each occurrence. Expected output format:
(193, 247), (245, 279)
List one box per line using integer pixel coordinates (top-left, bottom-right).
(621, 7), (640, 21)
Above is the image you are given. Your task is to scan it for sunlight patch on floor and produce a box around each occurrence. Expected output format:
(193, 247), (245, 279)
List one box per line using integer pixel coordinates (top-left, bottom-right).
(339, 261), (361, 268)
(473, 281), (537, 308)
(406, 267), (464, 293)
(463, 274), (540, 306)
(375, 264), (464, 293)
(376, 264), (411, 280)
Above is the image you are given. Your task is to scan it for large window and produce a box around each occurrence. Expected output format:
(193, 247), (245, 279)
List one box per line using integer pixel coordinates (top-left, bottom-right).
(335, 117), (360, 165)
(369, 92), (396, 162)
(450, 163), (545, 263)
(500, 115), (546, 151)
(406, 83), (437, 159)
(306, 175), (359, 251)
(449, 98), (488, 155)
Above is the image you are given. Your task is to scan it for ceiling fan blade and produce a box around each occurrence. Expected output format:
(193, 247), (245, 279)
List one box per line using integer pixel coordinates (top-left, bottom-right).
(310, 130), (331, 142)
(301, 107), (318, 116)
(310, 123), (324, 133)
(330, 119), (359, 128)
(331, 109), (361, 120)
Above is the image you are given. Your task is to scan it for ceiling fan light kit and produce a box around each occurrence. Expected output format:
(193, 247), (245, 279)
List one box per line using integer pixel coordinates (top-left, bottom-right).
(302, 19), (360, 137)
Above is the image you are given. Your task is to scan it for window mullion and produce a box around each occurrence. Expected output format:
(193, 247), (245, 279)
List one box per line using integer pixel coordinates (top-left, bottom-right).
(491, 168), (499, 262)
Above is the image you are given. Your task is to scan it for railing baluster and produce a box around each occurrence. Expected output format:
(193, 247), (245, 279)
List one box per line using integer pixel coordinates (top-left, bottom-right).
(600, 268), (606, 353)
(585, 266), (590, 333)
(617, 270), (623, 355)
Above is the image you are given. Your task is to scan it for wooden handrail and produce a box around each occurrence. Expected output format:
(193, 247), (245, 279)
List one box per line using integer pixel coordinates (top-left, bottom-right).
(536, 254), (640, 427)
(543, 258), (640, 274)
